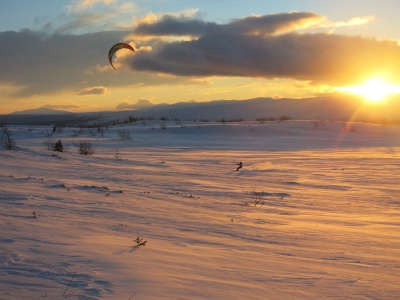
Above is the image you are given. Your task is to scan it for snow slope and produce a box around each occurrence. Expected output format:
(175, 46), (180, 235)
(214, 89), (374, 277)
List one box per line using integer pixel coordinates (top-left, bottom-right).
(1, 120), (400, 299)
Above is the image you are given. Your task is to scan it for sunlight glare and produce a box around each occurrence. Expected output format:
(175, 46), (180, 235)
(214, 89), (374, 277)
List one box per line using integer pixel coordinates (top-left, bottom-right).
(337, 78), (400, 102)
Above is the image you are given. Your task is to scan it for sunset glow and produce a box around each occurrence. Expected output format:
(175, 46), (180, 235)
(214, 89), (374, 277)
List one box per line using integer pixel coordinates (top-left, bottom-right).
(337, 78), (400, 102)
(1, 1), (400, 114)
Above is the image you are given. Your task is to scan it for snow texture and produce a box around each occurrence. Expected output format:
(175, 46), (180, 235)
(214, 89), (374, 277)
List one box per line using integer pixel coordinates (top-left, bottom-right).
(1, 120), (400, 299)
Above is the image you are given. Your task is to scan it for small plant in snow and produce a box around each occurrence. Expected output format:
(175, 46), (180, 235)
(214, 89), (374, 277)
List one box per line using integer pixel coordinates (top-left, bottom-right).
(52, 124), (65, 134)
(133, 237), (147, 248)
(1, 125), (16, 150)
(279, 115), (291, 121)
(175, 119), (186, 128)
(242, 187), (265, 207)
(117, 129), (132, 140)
(115, 147), (120, 159)
(78, 141), (94, 155)
(343, 122), (357, 133)
(71, 128), (86, 137)
(96, 126), (105, 136)
(44, 132), (55, 151)
(312, 120), (325, 128)
(63, 271), (77, 298)
(88, 128), (97, 136)
(53, 140), (64, 152)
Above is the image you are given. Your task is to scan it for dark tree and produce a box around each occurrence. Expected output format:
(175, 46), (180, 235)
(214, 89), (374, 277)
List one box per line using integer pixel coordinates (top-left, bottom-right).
(54, 140), (64, 152)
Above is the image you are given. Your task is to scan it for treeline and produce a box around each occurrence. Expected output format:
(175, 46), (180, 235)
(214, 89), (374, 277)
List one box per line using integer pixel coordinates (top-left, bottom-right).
(74, 114), (294, 128)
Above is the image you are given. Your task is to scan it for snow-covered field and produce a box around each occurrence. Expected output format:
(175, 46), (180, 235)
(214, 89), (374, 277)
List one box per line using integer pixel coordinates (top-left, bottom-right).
(1, 120), (400, 299)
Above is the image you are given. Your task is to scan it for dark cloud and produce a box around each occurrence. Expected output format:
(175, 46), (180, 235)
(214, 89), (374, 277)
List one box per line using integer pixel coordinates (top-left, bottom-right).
(77, 86), (108, 95)
(0, 27), (206, 97)
(129, 12), (400, 85)
(0, 29), (128, 96)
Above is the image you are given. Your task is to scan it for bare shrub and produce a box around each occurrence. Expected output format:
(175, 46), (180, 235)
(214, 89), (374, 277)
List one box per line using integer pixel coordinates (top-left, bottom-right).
(78, 141), (94, 155)
(343, 122), (357, 132)
(44, 132), (55, 151)
(218, 118), (226, 125)
(1, 125), (16, 150)
(52, 124), (65, 133)
(279, 115), (291, 121)
(128, 116), (138, 123)
(242, 187), (265, 207)
(71, 128), (86, 137)
(97, 126), (105, 136)
(117, 129), (132, 140)
(312, 120), (325, 128)
(175, 119), (186, 128)
(115, 147), (121, 159)
(88, 129), (97, 136)
(256, 117), (276, 124)
(133, 237), (147, 248)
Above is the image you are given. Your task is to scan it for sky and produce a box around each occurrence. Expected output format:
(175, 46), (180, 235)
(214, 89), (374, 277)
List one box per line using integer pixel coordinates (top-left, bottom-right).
(1, 0), (400, 114)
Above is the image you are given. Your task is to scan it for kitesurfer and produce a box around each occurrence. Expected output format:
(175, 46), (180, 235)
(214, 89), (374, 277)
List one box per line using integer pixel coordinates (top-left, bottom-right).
(108, 43), (135, 69)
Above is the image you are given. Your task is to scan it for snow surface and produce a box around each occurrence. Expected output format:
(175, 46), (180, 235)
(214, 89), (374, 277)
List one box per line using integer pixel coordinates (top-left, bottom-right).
(1, 120), (400, 299)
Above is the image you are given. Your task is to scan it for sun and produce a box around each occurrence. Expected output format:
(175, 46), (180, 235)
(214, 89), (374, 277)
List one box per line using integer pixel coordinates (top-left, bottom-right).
(337, 78), (400, 102)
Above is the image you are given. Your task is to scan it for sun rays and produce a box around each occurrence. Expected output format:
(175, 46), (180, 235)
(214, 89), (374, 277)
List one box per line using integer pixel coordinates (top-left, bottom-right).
(337, 78), (400, 103)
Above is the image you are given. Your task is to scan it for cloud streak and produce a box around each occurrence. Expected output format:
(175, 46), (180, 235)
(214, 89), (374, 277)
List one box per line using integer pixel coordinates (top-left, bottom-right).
(77, 86), (108, 95)
(128, 12), (400, 85)
(66, 0), (117, 13)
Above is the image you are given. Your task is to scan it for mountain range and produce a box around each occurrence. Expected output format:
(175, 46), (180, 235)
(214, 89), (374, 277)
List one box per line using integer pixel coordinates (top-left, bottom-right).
(1, 95), (400, 125)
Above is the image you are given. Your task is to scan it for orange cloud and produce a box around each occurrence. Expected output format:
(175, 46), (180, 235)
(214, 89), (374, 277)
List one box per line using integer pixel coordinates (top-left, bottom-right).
(128, 12), (400, 85)
(66, 0), (117, 13)
(77, 86), (108, 95)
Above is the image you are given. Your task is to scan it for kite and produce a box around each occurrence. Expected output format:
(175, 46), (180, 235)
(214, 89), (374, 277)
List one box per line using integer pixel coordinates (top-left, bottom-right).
(108, 43), (135, 70)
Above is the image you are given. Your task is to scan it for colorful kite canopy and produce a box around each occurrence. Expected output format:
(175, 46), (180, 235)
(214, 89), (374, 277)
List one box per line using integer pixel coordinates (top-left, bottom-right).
(108, 43), (135, 70)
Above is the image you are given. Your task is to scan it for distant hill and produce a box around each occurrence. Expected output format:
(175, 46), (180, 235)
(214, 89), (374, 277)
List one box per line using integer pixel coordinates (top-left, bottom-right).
(1, 108), (101, 125)
(11, 107), (73, 115)
(1, 95), (400, 125)
(105, 95), (400, 123)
